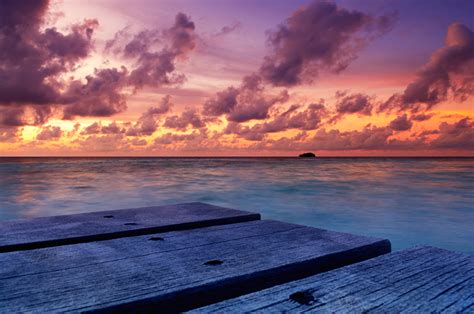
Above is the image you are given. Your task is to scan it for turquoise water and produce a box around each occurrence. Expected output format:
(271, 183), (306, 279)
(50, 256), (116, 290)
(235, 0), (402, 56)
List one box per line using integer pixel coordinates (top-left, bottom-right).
(0, 157), (473, 254)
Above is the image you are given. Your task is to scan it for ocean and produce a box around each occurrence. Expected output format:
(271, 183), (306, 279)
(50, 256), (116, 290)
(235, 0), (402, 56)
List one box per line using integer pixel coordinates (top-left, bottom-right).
(1, 157), (473, 254)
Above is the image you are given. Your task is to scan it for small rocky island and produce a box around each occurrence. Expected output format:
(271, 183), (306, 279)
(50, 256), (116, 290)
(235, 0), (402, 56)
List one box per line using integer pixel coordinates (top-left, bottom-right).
(298, 152), (316, 158)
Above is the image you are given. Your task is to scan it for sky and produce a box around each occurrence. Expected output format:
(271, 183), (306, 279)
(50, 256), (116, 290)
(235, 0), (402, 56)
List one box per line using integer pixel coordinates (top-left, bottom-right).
(0, 0), (473, 156)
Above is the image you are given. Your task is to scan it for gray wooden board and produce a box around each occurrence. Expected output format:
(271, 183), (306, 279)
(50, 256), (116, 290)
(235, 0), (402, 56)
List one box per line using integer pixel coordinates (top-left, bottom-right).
(0, 219), (390, 312)
(0, 202), (260, 252)
(191, 246), (474, 313)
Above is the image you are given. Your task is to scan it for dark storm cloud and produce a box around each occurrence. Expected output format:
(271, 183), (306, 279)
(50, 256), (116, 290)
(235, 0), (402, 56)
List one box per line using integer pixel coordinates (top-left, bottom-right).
(259, 0), (397, 86)
(389, 114), (413, 131)
(380, 23), (474, 113)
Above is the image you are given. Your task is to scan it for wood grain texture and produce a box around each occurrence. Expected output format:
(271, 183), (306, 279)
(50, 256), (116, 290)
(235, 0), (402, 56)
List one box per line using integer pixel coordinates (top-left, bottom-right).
(0, 202), (260, 252)
(192, 246), (474, 313)
(0, 220), (390, 312)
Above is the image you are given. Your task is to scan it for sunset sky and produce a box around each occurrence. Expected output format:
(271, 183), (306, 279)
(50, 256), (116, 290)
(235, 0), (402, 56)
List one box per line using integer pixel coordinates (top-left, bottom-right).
(0, 0), (473, 156)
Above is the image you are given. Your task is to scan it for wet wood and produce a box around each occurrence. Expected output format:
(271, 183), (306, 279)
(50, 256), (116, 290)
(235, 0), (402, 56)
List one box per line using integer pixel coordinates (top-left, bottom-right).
(192, 246), (474, 313)
(0, 219), (390, 312)
(0, 202), (260, 253)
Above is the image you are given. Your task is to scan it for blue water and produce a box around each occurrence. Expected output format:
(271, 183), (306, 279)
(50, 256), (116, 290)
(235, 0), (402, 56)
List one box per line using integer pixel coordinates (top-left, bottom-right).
(0, 157), (473, 254)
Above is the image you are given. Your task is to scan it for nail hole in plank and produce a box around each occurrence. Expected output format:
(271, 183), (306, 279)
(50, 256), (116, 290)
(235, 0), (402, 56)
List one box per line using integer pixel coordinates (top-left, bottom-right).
(149, 237), (164, 241)
(204, 260), (224, 266)
(289, 291), (315, 305)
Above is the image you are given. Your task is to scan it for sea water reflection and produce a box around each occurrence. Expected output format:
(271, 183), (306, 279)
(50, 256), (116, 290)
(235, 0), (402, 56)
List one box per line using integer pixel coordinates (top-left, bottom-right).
(0, 157), (473, 254)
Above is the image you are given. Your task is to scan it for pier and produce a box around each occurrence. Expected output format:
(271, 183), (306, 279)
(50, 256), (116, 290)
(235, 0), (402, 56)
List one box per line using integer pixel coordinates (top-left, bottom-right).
(0, 202), (471, 312)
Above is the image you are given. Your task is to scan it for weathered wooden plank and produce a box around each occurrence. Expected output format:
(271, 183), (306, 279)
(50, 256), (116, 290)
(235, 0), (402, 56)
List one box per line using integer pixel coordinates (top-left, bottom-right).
(192, 246), (474, 313)
(0, 202), (260, 253)
(0, 220), (390, 312)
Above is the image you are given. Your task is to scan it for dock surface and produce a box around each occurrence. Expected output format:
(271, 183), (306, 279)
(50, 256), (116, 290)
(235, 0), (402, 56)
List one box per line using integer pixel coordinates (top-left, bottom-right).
(0, 202), (259, 252)
(193, 246), (474, 313)
(0, 202), (470, 312)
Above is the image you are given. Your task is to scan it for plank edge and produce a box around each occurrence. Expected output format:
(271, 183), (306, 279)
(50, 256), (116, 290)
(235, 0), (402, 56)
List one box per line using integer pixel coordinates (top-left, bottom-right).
(0, 213), (261, 253)
(89, 239), (391, 313)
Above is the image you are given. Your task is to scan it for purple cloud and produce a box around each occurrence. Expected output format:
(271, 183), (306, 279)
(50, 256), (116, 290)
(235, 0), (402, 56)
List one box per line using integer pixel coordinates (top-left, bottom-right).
(126, 95), (173, 136)
(154, 132), (199, 145)
(335, 92), (373, 115)
(0, 0), (97, 108)
(127, 13), (197, 89)
(412, 113), (433, 122)
(213, 22), (242, 37)
(164, 108), (205, 131)
(389, 114), (413, 131)
(381, 23), (474, 112)
(0, 2), (198, 126)
(0, 127), (22, 143)
(430, 118), (474, 149)
(202, 87), (240, 116)
(260, 0), (396, 86)
(36, 126), (62, 141)
(224, 102), (326, 141)
(62, 67), (129, 119)
(203, 74), (289, 122)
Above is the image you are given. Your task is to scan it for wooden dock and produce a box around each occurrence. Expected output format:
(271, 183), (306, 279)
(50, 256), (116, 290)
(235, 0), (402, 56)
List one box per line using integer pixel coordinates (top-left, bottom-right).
(0, 202), (471, 313)
(194, 246), (474, 313)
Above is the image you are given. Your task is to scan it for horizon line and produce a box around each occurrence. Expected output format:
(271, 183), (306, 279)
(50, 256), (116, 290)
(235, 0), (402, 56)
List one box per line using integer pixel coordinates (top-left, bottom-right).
(1, 156), (473, 158)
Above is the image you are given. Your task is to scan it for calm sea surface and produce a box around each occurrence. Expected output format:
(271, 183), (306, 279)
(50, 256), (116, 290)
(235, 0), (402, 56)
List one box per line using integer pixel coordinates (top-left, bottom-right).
(1, 157), (473, 254)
